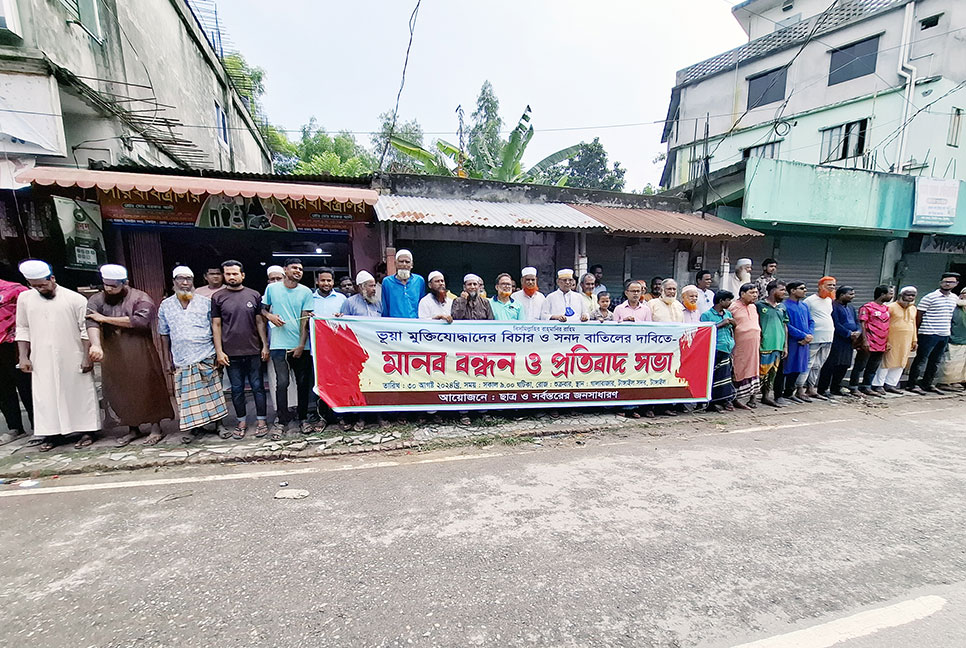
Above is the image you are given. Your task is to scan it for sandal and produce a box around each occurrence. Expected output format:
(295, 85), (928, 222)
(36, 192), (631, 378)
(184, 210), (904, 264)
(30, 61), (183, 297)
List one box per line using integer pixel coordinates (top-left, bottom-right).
(218, 426), (234, 440)
(352, 419), (365, 432)
(232, 423), (246, 440)
(459, 415), (471, 426)
(254, 421), (269, 438)
(142, 432), (166, 446)
(115, 432), (140, 447)
(39, 440), (56, 452)
(74, 433), (95, 449)
(269, 424), (285, 441)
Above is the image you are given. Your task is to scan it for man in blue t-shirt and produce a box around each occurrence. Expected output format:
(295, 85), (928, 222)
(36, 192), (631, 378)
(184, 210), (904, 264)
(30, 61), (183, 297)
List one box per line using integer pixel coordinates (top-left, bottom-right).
(262, 257), (318, 436)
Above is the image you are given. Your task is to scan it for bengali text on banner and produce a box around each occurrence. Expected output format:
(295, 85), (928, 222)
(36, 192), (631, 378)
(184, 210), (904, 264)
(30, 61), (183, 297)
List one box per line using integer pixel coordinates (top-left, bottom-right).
(312, 318), (717, 413)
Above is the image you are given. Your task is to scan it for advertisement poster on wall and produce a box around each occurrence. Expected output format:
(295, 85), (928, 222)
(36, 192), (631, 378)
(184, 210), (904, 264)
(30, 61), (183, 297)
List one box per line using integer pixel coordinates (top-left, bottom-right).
(51, 196), (106, 270)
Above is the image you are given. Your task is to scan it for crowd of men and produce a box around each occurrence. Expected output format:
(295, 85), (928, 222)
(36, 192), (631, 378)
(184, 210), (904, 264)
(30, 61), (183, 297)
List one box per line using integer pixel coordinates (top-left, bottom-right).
(1, 251), (964, 451)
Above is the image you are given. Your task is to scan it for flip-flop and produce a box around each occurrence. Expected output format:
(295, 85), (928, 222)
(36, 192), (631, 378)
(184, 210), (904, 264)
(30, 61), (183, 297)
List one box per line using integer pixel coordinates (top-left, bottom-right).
(115, 433), (139, 448)
(74, 434), (95, 449)
(232, 423), (246, 440)
(254, 422), (269, 438)
(142, 433), (166, 446)
(39, 441), (56, 452)
(269, 424), (285, 441)
(218, 427), (233, 440)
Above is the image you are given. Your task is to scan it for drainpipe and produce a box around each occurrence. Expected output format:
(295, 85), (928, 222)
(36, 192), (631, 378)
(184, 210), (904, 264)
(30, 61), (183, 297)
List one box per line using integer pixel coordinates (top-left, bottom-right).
(896, 1), (918, 172)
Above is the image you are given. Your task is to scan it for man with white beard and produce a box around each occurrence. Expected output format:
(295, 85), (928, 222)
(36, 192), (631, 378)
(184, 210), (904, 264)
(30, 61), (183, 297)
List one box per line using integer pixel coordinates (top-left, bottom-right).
(341, 271), (383, 317)
(381, 249), (426, 318)
(721, 258), (753, 297)
(158, 266), (228, 443)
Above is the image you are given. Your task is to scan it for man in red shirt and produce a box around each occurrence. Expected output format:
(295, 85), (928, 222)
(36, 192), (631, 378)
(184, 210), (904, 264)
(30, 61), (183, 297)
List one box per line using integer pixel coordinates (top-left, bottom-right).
(0, 269), (33, 445)
(851, 284), (893, 397)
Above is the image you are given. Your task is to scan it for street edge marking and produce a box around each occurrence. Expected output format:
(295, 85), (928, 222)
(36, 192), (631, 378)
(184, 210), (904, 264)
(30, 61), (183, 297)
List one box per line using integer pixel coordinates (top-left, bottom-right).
(730, 595), (946, 648)
(896, 406), (958, 417)
(715, 418), (851, 436)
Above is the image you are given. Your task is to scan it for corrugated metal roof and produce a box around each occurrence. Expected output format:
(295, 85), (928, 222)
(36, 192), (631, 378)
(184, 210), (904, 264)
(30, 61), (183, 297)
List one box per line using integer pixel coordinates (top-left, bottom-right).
(677, 0), (905, 87)
(374, 195), (603, 230)
(568, 204), (763, 239)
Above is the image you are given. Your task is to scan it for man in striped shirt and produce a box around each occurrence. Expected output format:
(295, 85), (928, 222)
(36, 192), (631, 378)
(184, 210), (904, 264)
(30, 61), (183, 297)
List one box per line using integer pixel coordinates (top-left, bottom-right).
(907, 272), (961, 394)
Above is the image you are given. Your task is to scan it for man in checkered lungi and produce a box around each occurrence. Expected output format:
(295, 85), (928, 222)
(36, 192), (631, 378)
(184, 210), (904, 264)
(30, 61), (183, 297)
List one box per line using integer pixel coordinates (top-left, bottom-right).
(158, 266), (228, 443)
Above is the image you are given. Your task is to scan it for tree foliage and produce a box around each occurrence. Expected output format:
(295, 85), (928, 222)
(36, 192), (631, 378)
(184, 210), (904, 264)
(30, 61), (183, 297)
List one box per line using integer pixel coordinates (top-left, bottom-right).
(371, 112), (424, 171)
(289, 118), (376, 176)
(539, 138), (626, 191)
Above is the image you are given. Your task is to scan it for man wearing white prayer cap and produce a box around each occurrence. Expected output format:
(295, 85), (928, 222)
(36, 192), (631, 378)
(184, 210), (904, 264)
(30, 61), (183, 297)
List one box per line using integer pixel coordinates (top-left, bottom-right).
(721, 257), (753, 298)
(418, 270), (454, 322)
(381, 249), (426, 318)
(87, 263), (174, 446)
(451, 272), (493, 320)
(511, 266), (546, 321)
(266, 265), (285, 284)
(158, 263), (227, 443)
(15, 259), (100, 450)
(341, 269), (382, 317)
(540, 268), (589, 323)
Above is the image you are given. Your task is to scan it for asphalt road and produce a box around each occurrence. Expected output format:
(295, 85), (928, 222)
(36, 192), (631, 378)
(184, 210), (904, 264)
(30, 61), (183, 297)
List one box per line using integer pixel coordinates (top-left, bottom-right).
(2, 399), (965, 647)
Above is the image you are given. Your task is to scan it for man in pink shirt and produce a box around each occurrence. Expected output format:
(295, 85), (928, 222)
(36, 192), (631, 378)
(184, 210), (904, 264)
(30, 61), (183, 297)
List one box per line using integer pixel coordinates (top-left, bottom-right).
(613, 280), (652, 322)
(0, 272), (32, 445)
(851, 284), (893, 396)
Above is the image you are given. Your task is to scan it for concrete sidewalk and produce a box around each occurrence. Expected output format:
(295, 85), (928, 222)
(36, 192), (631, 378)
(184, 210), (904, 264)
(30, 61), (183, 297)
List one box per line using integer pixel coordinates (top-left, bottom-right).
(2, 389), (962, 480)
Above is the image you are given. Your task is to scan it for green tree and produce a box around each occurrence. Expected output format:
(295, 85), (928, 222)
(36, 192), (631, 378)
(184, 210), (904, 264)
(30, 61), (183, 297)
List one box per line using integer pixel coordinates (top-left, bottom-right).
(222, 53), (265, 118)
(291, 118), (376, 176)
(539, 138), (627, 191)
(371, 111), (424, 171)
(467, 80), (503, 176)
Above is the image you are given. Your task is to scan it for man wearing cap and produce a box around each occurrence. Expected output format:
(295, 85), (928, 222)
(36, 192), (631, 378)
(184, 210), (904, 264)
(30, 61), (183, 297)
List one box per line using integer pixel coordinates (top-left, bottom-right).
(874, 286), (918, 393)
(15, 260), (100, 451)
(907, 272), (962, 394)
(419, 271), (454, 322)
(213, 260), (270, 439)
(491, 273), (524, 321)
(158, 266), (228, 443)
(341, 271), (383, 317)
(721, 259), (753, 298)
(381, 249), (426, 318)
(266, 265), (285, 285)
(0, 267), (32, 446)
(511, 267), (546, 321)
(541, 269), (589, 323)
(452, 274), (494, 320)
(87, 264), (174, 446)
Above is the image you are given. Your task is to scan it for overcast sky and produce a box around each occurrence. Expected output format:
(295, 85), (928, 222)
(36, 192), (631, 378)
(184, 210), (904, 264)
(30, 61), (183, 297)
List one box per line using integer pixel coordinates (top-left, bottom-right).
(216, 0), (749, 189)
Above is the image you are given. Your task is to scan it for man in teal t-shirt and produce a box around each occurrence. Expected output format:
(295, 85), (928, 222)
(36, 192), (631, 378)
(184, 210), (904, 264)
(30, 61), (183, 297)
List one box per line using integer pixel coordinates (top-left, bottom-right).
(490, 273), (524, 321)
(262, 258), (317, 435)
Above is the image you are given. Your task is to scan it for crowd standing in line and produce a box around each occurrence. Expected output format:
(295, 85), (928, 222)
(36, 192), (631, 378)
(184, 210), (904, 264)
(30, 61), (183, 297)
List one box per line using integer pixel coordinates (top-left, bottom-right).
(0, 252), (964, 450)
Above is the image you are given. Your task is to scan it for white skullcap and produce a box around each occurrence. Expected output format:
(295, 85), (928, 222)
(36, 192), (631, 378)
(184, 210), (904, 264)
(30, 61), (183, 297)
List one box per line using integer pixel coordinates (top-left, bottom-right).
(899, 285), (917, 294)
(99, 264), (128, 281)
(463, 273), (482, 284)
(681, 284), (699, 294)
(355, 270), (374, 285)
(557, 269), (574, 279)
(266, 265), (284, 276)
(427, 270), (444, 283)
(172, 265), (193, 279)
(395, 248), (413, 260)
(736, 258), (752, 267)
(18, 259), (51, 280)
(521, 266), (537, 277)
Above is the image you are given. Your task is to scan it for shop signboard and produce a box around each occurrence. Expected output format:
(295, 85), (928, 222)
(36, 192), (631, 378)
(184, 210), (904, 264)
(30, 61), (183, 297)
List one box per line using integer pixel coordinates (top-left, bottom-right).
(312, 318), (715, 413)
(96, 188), (372, 231)
(913, 177), (960, 227)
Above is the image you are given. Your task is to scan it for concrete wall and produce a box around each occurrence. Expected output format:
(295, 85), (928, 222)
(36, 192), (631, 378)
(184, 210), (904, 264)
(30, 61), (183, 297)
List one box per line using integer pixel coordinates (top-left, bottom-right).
(733, 0), (833, 41)
(666, 0), (966, 187)
(8, 0), (271, 171)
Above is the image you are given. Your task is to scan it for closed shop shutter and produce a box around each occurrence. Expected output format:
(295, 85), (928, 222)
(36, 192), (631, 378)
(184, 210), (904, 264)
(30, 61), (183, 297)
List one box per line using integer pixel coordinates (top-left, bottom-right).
(828, 238), (885, 303)
(629, 239), (678, 286)
(775, 236), (828, 289)
(586, 234), (631, 295)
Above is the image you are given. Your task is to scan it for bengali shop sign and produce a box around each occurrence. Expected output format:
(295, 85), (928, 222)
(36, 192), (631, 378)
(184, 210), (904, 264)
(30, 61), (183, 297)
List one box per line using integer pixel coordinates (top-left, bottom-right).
(312, 318), (716, 413)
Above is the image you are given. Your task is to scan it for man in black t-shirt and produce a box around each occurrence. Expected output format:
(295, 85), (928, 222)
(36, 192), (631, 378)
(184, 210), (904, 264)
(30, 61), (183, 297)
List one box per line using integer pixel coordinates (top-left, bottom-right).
(212, 260), (270, 439)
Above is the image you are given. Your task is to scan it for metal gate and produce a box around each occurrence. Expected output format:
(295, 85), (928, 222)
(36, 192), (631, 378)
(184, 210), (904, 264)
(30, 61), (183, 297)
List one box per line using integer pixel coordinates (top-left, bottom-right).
(774, 236), (829, 290)
(828, 238), (886, 303)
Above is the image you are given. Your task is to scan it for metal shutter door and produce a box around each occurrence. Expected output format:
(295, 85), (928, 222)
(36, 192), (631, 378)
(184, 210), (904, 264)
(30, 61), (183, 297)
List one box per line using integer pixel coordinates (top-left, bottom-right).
(828, 238), (885, 303)
(775, 236), (829, 288)
(630, 239), (678, 284)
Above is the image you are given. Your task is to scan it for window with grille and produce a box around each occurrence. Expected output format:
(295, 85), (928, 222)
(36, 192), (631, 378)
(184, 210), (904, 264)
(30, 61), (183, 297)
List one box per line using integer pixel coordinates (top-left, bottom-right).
(828, 36), (879, 86)
(742, 141), (782, 160)
(747, 68), (787, 110)
(820, 119), (868, 163)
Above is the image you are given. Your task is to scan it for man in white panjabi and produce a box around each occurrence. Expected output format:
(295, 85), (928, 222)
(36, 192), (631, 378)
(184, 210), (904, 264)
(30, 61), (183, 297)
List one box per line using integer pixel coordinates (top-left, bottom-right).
(15, 260), (100, 451)
(510, 266), (546, 321)
(721, 258), (753, 297)
(541, 268), (590, 323)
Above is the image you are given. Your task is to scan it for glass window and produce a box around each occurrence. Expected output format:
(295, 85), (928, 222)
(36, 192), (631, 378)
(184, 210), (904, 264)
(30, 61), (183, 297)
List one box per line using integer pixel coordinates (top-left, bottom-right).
(949, 108), (963, 148)
(829, 36), (879, 86)
(820, 119), (868, 163)
(920, 15), (941, 30)
(742, 141), (781, 160)
(747, 68), (787, 110)
(215, 102), (230, 147)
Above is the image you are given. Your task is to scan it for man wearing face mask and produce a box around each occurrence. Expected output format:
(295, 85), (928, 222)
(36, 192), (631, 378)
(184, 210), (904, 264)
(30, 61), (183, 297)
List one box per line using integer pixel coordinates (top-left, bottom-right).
(510, 267), (546, 321)
(451, 274), (494, 320)
(418, 271), (454, 322)
(381, 249), (426, 318)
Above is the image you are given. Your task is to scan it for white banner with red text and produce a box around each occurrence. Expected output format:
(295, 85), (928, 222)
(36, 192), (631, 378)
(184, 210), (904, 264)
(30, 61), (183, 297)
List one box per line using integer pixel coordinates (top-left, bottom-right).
(311, 318), (716, 413)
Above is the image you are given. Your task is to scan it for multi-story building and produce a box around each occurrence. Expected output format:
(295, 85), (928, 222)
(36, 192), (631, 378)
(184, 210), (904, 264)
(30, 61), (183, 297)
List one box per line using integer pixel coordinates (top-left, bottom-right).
(659, 0), (966, 298)
(0, 0), (271, 182)
(662, 0), (965, 186)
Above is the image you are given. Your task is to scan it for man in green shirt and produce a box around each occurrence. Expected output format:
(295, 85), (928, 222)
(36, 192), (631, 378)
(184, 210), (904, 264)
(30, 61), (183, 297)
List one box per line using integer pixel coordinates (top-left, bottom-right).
(756, 280), (789, 408)
(490, 273), (523, 321)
